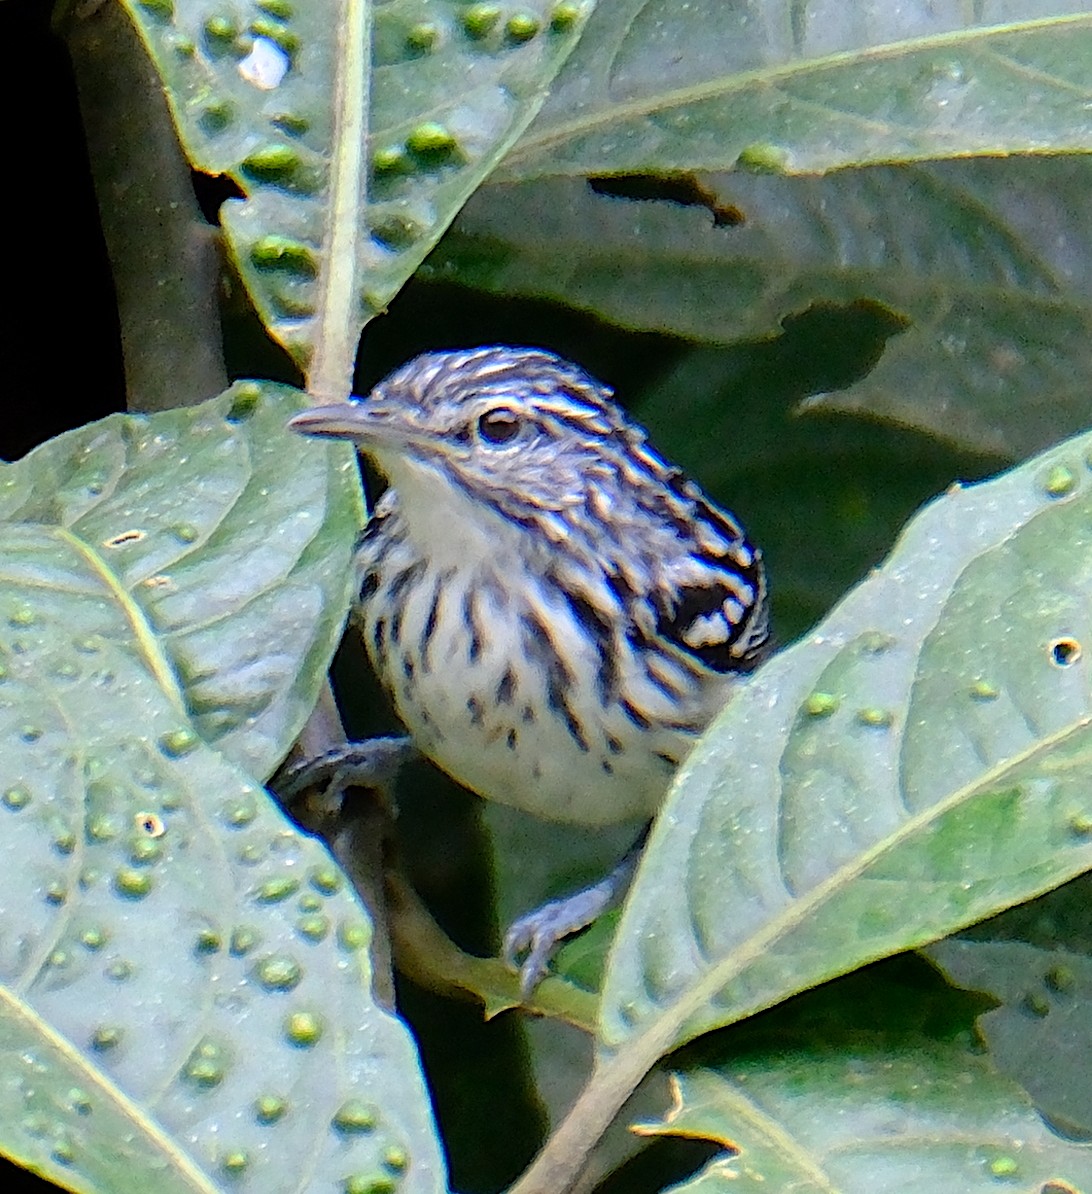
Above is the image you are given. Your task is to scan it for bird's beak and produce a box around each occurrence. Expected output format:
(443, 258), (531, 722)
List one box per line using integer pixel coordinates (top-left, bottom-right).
(289, 401), (406, 448)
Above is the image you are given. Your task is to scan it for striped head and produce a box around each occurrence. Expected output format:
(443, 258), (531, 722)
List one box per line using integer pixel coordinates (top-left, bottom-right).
(291, 346), (769, 674)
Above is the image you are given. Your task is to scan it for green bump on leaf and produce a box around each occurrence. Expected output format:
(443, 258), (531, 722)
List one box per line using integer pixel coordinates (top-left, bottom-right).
(184, 1038), (228, 1088)
(802, 692), (838, 718)
(197, 99), (233, 134)
(1042, 463), (1078, 497)
(284, 1010), (324, 1047)
(9, 604), (35, 627)
(406, 21), (441, 53)
(2, 785), (31, 810)
(1045, 964), (1076, 993)
(230, 925), (261, 955)
(255, 1094), (288, 1124)
(113, 868), (153, 900)
(158, 728), (198, 758)
(309, 864), (342, 895)
(344, 1177), (396, 1194)
(338, 921), (371, 952)
(223, 797), (258, 827)
(736, 142), (791, 173)
(372, 145), (409, 175)
(256, 0), (292, 17)
(255, 954), (303, 991)
(225, 380), (263, 422)
(50, 1137), (76, 1167)
(220, 1150), (250, 1175)
(241, 144), (300, 181)
(203, 14), (236, 42)
(137, 0), (173, 19)
(256, 876), (301, 904)
(332, 1099), (378, 1134)
(549, 2), (582, 32)
(855, 707), (894, 728)
(80, 927), (107, 950)
(989, 1155), (1020, 1178)
(128, 835), (162, 865)
(90, 1026), (122, 1052)
(506, 12), (540, 42)
(251, 235), (317, 276)
(406, 121), (458, 161)
(462, 3), (502, 39)
(194, 929), (223, 955)
(382, 1146), (408, 1172)
(271, 111), (310, 136)
(104, 959), (133, 982)
(969, 679), (1000, 701)
(1023, 990), (1050, 1017)
(297, 913), (330, 941)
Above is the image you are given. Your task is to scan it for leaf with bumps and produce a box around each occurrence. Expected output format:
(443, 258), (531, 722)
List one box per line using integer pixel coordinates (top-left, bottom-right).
(927, 874), (1092, 1140)
(0, 623), (444, 1191)
(0, 382), (360, 781)
(500, 1), (1092, 180)
(638, 968), (1092, 1193)
(115, 0), (596, 396)
(598, 429), (1092, 1056)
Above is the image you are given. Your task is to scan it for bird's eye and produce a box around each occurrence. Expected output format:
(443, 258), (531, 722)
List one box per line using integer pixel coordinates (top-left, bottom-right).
(476, 408), (522, 445)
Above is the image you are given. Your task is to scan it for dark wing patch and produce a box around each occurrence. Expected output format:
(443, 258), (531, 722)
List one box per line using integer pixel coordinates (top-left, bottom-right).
(653, 534), (769, 674)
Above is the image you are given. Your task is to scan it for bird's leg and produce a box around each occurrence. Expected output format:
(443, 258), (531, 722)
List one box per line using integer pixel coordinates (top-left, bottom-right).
(503, 823), (651, 998)
(273, 735), (416, 813)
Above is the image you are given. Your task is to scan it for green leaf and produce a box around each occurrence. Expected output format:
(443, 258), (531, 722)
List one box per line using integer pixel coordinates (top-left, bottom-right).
(428, 155), (1092, 458)
(501, 1), (1092, 180)
(640, 968), (1092, 1193)
(599, 426), (1092, 1056)
(0, 575), (443, 1190)
(116, 0), (595, 398)
(928, 874), (1092, 1138)
(0, 382), (361, 780)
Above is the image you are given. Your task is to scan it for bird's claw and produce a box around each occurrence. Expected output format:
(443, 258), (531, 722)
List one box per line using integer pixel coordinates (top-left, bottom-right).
(274, 736), (415, 809)
(503, 881), (616, 999)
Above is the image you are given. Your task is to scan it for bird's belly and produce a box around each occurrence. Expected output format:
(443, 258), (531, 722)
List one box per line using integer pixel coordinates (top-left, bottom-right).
(360, 556), (729, 826)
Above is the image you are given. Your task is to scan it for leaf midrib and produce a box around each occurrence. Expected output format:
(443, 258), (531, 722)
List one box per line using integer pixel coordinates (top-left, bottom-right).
(56, 527), (187, 713)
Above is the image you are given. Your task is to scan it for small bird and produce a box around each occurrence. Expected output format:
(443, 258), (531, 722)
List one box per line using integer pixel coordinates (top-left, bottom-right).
(290, 347), (769, 983)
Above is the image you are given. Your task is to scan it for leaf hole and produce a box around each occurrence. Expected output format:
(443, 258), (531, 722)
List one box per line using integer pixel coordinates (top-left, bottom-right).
(135, 812), (166, 838)
(102, 529), (146, 548)
(1049, 637), (1082, 667)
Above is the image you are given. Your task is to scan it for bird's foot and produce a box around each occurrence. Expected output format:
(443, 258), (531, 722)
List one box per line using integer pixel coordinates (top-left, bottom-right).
(273, 735), (415, 810)
(503, 834), (646, 998)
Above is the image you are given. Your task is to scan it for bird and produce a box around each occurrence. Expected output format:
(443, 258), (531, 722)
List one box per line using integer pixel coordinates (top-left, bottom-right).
(289, 346), (769, 988)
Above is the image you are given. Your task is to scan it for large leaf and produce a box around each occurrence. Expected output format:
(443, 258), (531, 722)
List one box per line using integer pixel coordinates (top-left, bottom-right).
(601, 427), (1092, 1055)
(0, 597), (444, 1191)
(116, 0), (594, 396)
(500, 1), (1092, 180)
(426, 156), (1092, 457)
(0, 382), (360, 780)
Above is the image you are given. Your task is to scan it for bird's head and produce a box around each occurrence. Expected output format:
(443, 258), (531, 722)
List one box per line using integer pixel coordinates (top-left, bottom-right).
(290, 347), (645, 529)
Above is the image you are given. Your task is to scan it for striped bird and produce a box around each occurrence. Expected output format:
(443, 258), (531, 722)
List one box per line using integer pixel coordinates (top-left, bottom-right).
(291, 347), (769, 977)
